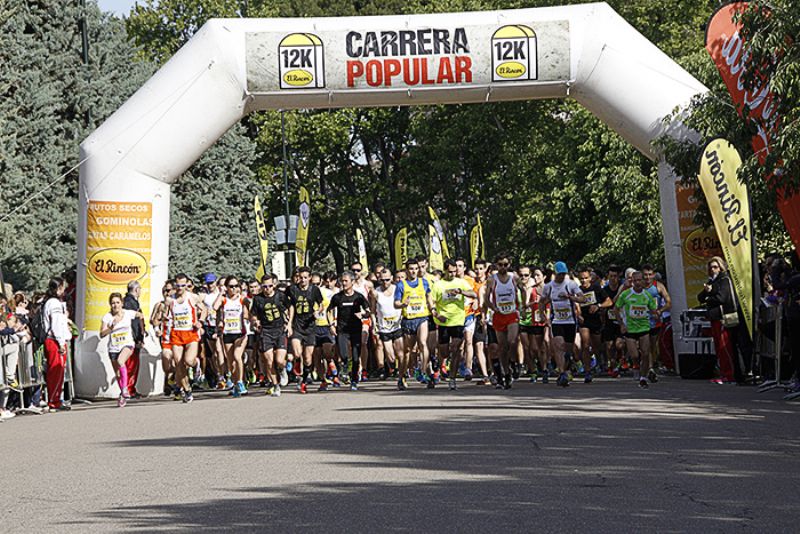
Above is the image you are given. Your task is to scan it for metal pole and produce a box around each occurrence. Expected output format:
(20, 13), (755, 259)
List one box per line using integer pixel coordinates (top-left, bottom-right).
(79, 0), (91, 125)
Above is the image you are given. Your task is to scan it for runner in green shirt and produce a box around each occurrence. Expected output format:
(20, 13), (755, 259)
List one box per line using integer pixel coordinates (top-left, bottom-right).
(429, 259), (476, 390)
(615, 270), (657, 389)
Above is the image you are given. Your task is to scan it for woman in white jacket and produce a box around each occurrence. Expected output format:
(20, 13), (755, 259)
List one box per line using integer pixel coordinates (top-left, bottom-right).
(43, 277), (72, 411)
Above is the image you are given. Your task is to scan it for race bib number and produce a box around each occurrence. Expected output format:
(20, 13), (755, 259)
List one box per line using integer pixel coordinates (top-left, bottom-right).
(443, 289), (460, 302)
(630, 305), (648, 319)
(382, 314), (400, 329)
(173, 312), (192, 329)
(111, 331), (129, 348)
(584, 291), (597, 305)
(534, 309), (545, 323)
(497, 300), (515, 314)
(553, 303), (572, 322)
(224, 316), (241, 333)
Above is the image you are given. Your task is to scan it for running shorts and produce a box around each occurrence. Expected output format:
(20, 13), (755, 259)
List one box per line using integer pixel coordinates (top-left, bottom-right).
(315, 326), (335, 347)
(402, 317), (427, 336)
(171, 330), (200, 346)
(487, 326), (498, 345)
(473, 320), (487, 344)
(521, 324), (545, 336)
(551, 323), (577, 342)
(290, 326), (315, 347)
(492, 311), (519, 332)
(222, 333), (245, 345)
(464, 314), (476, 334)
(259, 329), (288, 352)
(427, 316), (438, 331)
(378, 329), (403, 342)
(438, 325), (465, 345)
(579, 318), (604, 335)
(625, 330), (648, 340)
(602, 322), (622, 343)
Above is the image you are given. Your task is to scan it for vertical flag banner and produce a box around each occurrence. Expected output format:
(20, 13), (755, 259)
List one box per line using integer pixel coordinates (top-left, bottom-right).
(706, 2), (800, 254)
(295, 186), (310, 267)
(394, 227), (408, 271)
(84, 201), (152, 330)
(470, 224), (480, 268)
(477, 213), (485, 259)
(356, 228), (369, 271)
(427, 206), (450, 259)
(698, 139), (754, 337)
(676, 183), (723, 308)
(428, 224), (444, 271)
(254, 195), (269, 281)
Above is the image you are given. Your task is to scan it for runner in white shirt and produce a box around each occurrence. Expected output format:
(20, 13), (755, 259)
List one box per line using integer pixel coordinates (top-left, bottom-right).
(351, 261), (375, 381)
(99, 292), (144, 408)
(213, 276), (251, 398)
(372, 268), (406, 390)
(539, 261), (586, 387)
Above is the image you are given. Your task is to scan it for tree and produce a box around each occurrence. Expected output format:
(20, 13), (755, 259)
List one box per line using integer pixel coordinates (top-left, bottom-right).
(0, 0), (154, 290)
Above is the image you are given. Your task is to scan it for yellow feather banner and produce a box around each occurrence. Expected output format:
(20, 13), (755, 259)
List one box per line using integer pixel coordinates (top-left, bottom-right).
(394, 227), (408, 271)
(427, 206), (450, 259)
(356, 228), (369, 271)
(429, 224), (444, 271)
(295, 186), (310, 267)
(470, 224), (480, 268)
(254, 195), (269, 280)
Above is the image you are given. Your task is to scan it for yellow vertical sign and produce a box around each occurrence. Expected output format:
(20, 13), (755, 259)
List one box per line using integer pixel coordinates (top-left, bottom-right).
(254, 195), (269, 280)
(295, 186), (310, 267)
(356, 228), (369, 271)
(84, 201), (152, 330)
(429, 225), (444, 271)
(394, 227), (408, 271)
(698, 139), (754, 337)
(470, 225), (480, 268)
(428, 206), (450, 259)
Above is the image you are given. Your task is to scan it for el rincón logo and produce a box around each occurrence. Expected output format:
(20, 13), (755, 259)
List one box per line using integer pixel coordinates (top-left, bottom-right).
(278, 33), (325, 89)
(88, 248), (148, 284)
(492, 25), (538, 82)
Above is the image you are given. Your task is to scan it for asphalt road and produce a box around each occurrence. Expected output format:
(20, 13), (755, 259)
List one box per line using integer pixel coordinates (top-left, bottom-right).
(3, 376), (799, 533)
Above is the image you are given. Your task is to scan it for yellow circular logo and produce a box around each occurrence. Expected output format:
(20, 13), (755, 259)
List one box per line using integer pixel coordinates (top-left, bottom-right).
(683, 227), (722, 261)
(283, 70), (313, 87)
(88, 248), (148, 285)
(496, 62), (526, 79)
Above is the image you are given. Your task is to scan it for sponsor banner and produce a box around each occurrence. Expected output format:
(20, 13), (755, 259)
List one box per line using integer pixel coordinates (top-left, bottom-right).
(84, 201), (152, 330)
(698, 139), (754, 337)
(254, 195), (269, 281)
(427, 206), (450, 259)
(470, 224), (480, 268)
(246, 20), (570, 93)
(295, 186), (310, 267)
(394, 227), (408, 271)
(356, 228), (369, 271)
(429, 224), (444, 271)
(706, 2), (800, 255)
(676, 182), (723, 308)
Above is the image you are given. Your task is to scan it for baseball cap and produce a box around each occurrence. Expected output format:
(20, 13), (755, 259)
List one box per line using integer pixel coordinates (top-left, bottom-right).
(204, 273), (218, 284)
(554, 261), (568, 274)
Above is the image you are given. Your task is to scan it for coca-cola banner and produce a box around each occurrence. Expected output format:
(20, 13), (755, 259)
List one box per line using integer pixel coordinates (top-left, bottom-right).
(705, 2), (800, 255)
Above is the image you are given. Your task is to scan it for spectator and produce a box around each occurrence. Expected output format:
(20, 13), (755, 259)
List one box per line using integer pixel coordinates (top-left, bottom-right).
(123, 280), (145, 398)
(698, 256), (745, 384)
(0, 312), (23, 420)
(43, 277), (72, 411)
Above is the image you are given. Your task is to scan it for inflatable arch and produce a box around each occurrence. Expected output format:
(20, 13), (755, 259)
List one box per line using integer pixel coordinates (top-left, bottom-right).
(76, 2), (706, 397)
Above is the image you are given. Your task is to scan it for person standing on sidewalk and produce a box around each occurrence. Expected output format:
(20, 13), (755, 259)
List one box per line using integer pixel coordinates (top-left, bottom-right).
(123, 281), (145, 398)
(698, 256), (744, 384)
(43, 277), (73, 411)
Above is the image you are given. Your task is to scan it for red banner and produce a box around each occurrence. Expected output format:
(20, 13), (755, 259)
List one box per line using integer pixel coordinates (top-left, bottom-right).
(705, 2), (800, 253)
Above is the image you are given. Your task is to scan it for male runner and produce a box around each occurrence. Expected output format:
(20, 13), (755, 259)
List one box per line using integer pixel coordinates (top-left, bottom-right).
(417, 255), (440, 379)
(201, 273), (226, 389)
(372, 268), (406, 390)
(351, 261), (375, 381)
(395, 258), (432, 387)
(615, 270), (658, 388)
(484, 252), (524, 389)
(430, 259), (477, 390)
(576, 266), (613, 383)
(602, 265), (625, 376)
(251, 274), (290, 397)
(167, 273), (207, 402)
(471, 259), (490, 384)
(642, 264), (672, 374)
(313, 271), (337, 390)
(455, 258), (476, 381)
(327, 272), (371, 391)
(539, 261), (586, 387)
(287, 266), (324, 394)
(150, 280), (176, 396)
(516, 264), (537, 380)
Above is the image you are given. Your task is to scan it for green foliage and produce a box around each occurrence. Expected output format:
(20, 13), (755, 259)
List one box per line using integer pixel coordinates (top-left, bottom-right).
(0, 0), (154, 290)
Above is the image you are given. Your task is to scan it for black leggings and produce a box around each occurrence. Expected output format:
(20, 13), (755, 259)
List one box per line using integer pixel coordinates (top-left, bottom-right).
(337, 330), (362, 383)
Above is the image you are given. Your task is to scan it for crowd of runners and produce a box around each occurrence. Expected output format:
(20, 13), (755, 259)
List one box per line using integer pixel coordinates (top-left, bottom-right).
(110, 253), (673, 407)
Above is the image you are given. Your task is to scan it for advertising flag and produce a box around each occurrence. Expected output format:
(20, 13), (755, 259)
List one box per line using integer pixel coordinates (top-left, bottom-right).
(394, 227), (408, 271)
(470, 224), (480, 268)
(698, 139), (754, 337)
(254, 195), (269, 280)
(356, 228), (369, 271)
(429, 224), (444, 271)
(427, 206), (450, 259)
(705, 2), (800, 255)
(295, 186), (310, 267)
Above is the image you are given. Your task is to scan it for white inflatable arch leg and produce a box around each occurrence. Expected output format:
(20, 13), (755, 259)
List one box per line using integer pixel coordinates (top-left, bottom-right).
(77, 2), (703, 398)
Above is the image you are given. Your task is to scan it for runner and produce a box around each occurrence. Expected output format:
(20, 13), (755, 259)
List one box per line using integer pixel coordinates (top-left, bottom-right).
(417, 255), (440, 380)
(395, 258), (432, 388)
(455, 257), (476, 381)
(287, 266), (324, 394)
(516, 264), (537, 380)
(484, 252), (524, 389)
(539, 261), (586, 387)
(615, 270), (659, 388)
(642, 264), (672, 374)
(527, 267), (551, 383)
(351, 261), (376, 381)
(471, 259), (490, 384)
(430, 259), (477, 390)
(602, 265), (625, 376)
(99, 293), (144, 408)
(201, 273), (226, 389)
(213, 276), (251, 398)
(167, 273), (206, 403)
(150, 280), (176, 396)
(614, 271), (658, 389)
(327, 271), (371, 391)
(576, 266), (613, 383)
(314, 271), (337, 391)
(372, 268), (406, 390)
(251, 274), (290, 397)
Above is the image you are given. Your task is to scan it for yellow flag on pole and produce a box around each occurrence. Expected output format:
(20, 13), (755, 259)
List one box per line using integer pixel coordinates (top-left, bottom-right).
(697, 138), (754, 338)
(428, 206), (450, 259)
(254, 195), (269, 280)
(295, 186), (310, 267)
(356, 228), (369, 271)
(470, 224), (480, 268)
(477, 214), (485, 259)
(394, 227), (408, 271)
(429, 224), (444, 271)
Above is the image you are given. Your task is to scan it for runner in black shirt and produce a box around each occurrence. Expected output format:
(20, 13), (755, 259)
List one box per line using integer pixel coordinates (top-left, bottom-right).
(287, 266), (324, 393)
(327, 271), (370, 390)
(576, 266), (613, 383)
(251, 274), (290, 396)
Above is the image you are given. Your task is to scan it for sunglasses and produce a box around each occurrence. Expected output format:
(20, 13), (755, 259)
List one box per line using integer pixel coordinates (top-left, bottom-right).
(176, 283), (187, 288)
(352, 268), (362, 272)
(520, 274), (530, 277)
(262, 284), (274, 289)
(228, 284), (239, 288)
(498, 262), (510, 267)
(381, 278), (392, 283)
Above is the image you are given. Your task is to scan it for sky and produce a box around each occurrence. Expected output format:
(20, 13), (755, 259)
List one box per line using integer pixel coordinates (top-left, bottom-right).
(97, 0), (139, 17)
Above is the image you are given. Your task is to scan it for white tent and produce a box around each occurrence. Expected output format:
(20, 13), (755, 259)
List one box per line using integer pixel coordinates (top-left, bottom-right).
(76, 2), (705, 397)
